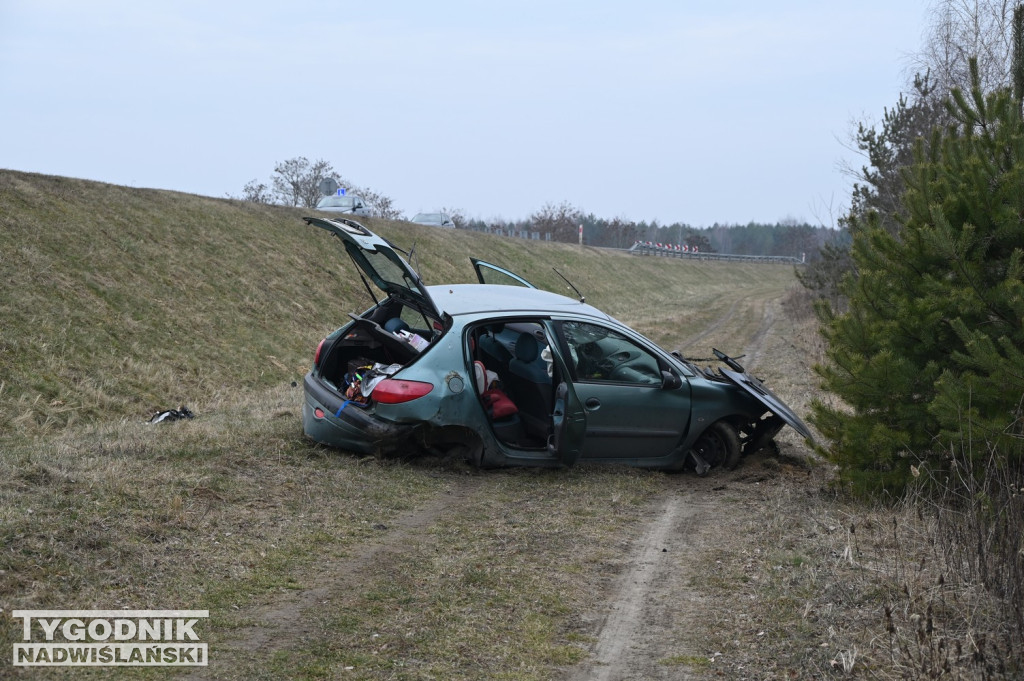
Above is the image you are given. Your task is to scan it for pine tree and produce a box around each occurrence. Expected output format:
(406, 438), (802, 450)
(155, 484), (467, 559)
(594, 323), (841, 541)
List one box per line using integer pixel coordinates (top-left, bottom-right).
(813, 60), (1024, 495)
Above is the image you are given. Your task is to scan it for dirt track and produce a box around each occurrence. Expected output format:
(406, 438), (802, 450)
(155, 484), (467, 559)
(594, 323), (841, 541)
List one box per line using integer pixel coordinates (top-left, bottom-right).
(200, 282), (815, 680)
(564, 287), (802, 680)
(566, 488), (714, 681)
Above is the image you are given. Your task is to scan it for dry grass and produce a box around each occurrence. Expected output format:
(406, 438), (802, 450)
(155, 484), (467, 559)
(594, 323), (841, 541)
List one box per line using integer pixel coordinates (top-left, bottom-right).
(0, 170), (794, 434)
(6, 170), (1016, 680)
(209, 467), (664, 680)
(0, 384), (452, 639)
(0, 387), (669, 679)
(694, 470), (1021, 679)
(1, 170), (797, 679)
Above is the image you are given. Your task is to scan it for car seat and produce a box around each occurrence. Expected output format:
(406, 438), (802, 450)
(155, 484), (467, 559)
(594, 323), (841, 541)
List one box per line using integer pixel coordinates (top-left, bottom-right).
(384, 318), (410, 335)
(477, 324), (513, 373)
(505, 331), (553, 440)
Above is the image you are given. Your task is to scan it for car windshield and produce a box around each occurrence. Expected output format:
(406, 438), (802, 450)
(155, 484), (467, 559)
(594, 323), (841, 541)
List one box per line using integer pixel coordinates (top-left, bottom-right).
(414, 213), (442, 223)
(319, 196), (356, 208)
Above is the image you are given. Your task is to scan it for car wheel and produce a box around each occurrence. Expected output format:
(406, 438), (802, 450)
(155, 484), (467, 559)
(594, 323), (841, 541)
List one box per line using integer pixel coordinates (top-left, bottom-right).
(690, 421), (741, 473)
(452, 441), (485, 469)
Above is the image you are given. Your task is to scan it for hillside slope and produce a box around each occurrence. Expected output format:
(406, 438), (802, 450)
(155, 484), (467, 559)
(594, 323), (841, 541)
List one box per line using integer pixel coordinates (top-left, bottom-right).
(0, 170), (796, 433)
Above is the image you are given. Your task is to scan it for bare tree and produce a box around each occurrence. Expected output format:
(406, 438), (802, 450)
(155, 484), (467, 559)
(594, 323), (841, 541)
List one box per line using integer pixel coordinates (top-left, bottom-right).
(529, 201), (583, 242)
(271, 157), (339, 208)
(240, 179), (272, 204)
(915, 0), (1018, 94)
(359, 186), (404, 219)
(241, 157), (403, 217)
(438, 206), (467, 228)
(602, 216), (638, 248)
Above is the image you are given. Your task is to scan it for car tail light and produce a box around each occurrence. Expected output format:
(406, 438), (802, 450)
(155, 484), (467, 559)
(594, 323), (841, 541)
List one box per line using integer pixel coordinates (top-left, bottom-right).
(372, 378), (433, 404)
(314, 338), (326, 365)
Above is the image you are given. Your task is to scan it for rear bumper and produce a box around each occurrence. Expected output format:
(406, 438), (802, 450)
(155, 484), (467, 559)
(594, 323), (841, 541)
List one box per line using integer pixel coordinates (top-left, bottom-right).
(302, 372), (418, 454)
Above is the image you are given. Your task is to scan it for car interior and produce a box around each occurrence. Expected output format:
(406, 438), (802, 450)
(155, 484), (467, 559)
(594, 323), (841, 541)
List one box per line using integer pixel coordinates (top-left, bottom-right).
(561, 321), (663, 385)
(466, 319), (667, 450)
(469, 321), (557, 449)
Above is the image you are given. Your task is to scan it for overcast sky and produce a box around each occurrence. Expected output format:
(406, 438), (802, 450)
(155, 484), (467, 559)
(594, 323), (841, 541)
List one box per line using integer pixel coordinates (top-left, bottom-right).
(1, 1), (929, 227)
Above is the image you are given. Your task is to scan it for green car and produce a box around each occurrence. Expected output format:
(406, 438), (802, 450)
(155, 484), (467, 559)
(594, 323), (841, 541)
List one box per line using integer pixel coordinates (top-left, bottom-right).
(301, 217), (811, 473)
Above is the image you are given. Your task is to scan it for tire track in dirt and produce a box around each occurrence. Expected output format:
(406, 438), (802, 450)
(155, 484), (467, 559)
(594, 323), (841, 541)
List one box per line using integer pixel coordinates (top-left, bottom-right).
(740, 294), (777, 372)
(185, 475), (483, 679)
(675, 287), (778, 367)
(676, 298), (740, 352)
(566, 489), (714, 681)
(565, 287), (787, 681)
(566, 479), (750, 681)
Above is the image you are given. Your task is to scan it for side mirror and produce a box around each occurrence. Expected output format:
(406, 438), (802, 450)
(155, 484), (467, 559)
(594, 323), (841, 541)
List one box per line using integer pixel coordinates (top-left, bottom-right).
(661, 370), (682, 390)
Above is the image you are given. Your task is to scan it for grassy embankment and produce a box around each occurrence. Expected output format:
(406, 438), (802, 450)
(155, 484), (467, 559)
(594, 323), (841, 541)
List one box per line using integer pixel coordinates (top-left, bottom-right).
(0, 170), (791, 432)
(5, 171), (1014, 680)
(1, 170), (800, 679)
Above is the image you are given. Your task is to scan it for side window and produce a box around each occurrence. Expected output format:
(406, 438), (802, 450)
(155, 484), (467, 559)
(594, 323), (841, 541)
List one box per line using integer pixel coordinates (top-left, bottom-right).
(559, 321), (662, 386)
(471, 259), (537, 288)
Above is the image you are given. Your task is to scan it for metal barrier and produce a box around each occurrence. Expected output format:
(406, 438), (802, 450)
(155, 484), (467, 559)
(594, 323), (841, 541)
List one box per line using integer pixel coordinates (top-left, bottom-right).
(628, 243), (803, 264)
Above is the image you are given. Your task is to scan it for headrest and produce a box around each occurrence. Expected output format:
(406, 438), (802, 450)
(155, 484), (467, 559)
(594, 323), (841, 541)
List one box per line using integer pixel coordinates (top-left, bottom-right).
(384, 318), (410, 334)
(514, 332), (539, 362)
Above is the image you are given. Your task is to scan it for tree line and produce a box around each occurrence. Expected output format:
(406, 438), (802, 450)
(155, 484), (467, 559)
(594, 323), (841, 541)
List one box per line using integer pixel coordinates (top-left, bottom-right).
(238, 157), (403, 219)
(238, 165), (829, 259)
(463, 204), (832, 257)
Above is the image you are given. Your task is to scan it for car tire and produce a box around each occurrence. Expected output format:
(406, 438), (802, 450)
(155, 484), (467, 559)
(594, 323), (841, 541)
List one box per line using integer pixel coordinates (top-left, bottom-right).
(691, 421), (741, 472)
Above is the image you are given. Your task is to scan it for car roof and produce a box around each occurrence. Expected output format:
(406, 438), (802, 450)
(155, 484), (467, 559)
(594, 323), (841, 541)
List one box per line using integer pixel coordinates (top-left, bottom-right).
(426, 283), (612, 320)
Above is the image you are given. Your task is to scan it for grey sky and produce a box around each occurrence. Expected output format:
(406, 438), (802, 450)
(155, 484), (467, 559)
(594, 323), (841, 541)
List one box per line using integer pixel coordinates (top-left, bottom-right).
(1, 1), (927, 226)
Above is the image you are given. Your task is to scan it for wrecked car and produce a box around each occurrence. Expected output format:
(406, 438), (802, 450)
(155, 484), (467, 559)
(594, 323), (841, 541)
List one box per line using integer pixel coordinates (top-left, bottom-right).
(300, 216), (812, 473)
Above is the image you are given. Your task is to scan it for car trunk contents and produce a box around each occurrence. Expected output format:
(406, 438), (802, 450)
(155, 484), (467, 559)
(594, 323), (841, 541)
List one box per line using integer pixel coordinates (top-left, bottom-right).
(342, 360), (404, 405)
(318, 319), (425, 405)
(396, 329), (430, 351)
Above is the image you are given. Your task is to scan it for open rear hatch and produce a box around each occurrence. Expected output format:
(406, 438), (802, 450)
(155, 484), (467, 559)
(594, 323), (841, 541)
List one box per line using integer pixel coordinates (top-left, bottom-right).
(304, 216), (442, 321)
(305, 217), (444, 407)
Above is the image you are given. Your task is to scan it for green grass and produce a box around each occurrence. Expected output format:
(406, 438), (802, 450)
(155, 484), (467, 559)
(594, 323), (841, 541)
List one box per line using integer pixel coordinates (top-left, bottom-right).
(659, 654), (711, 668)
